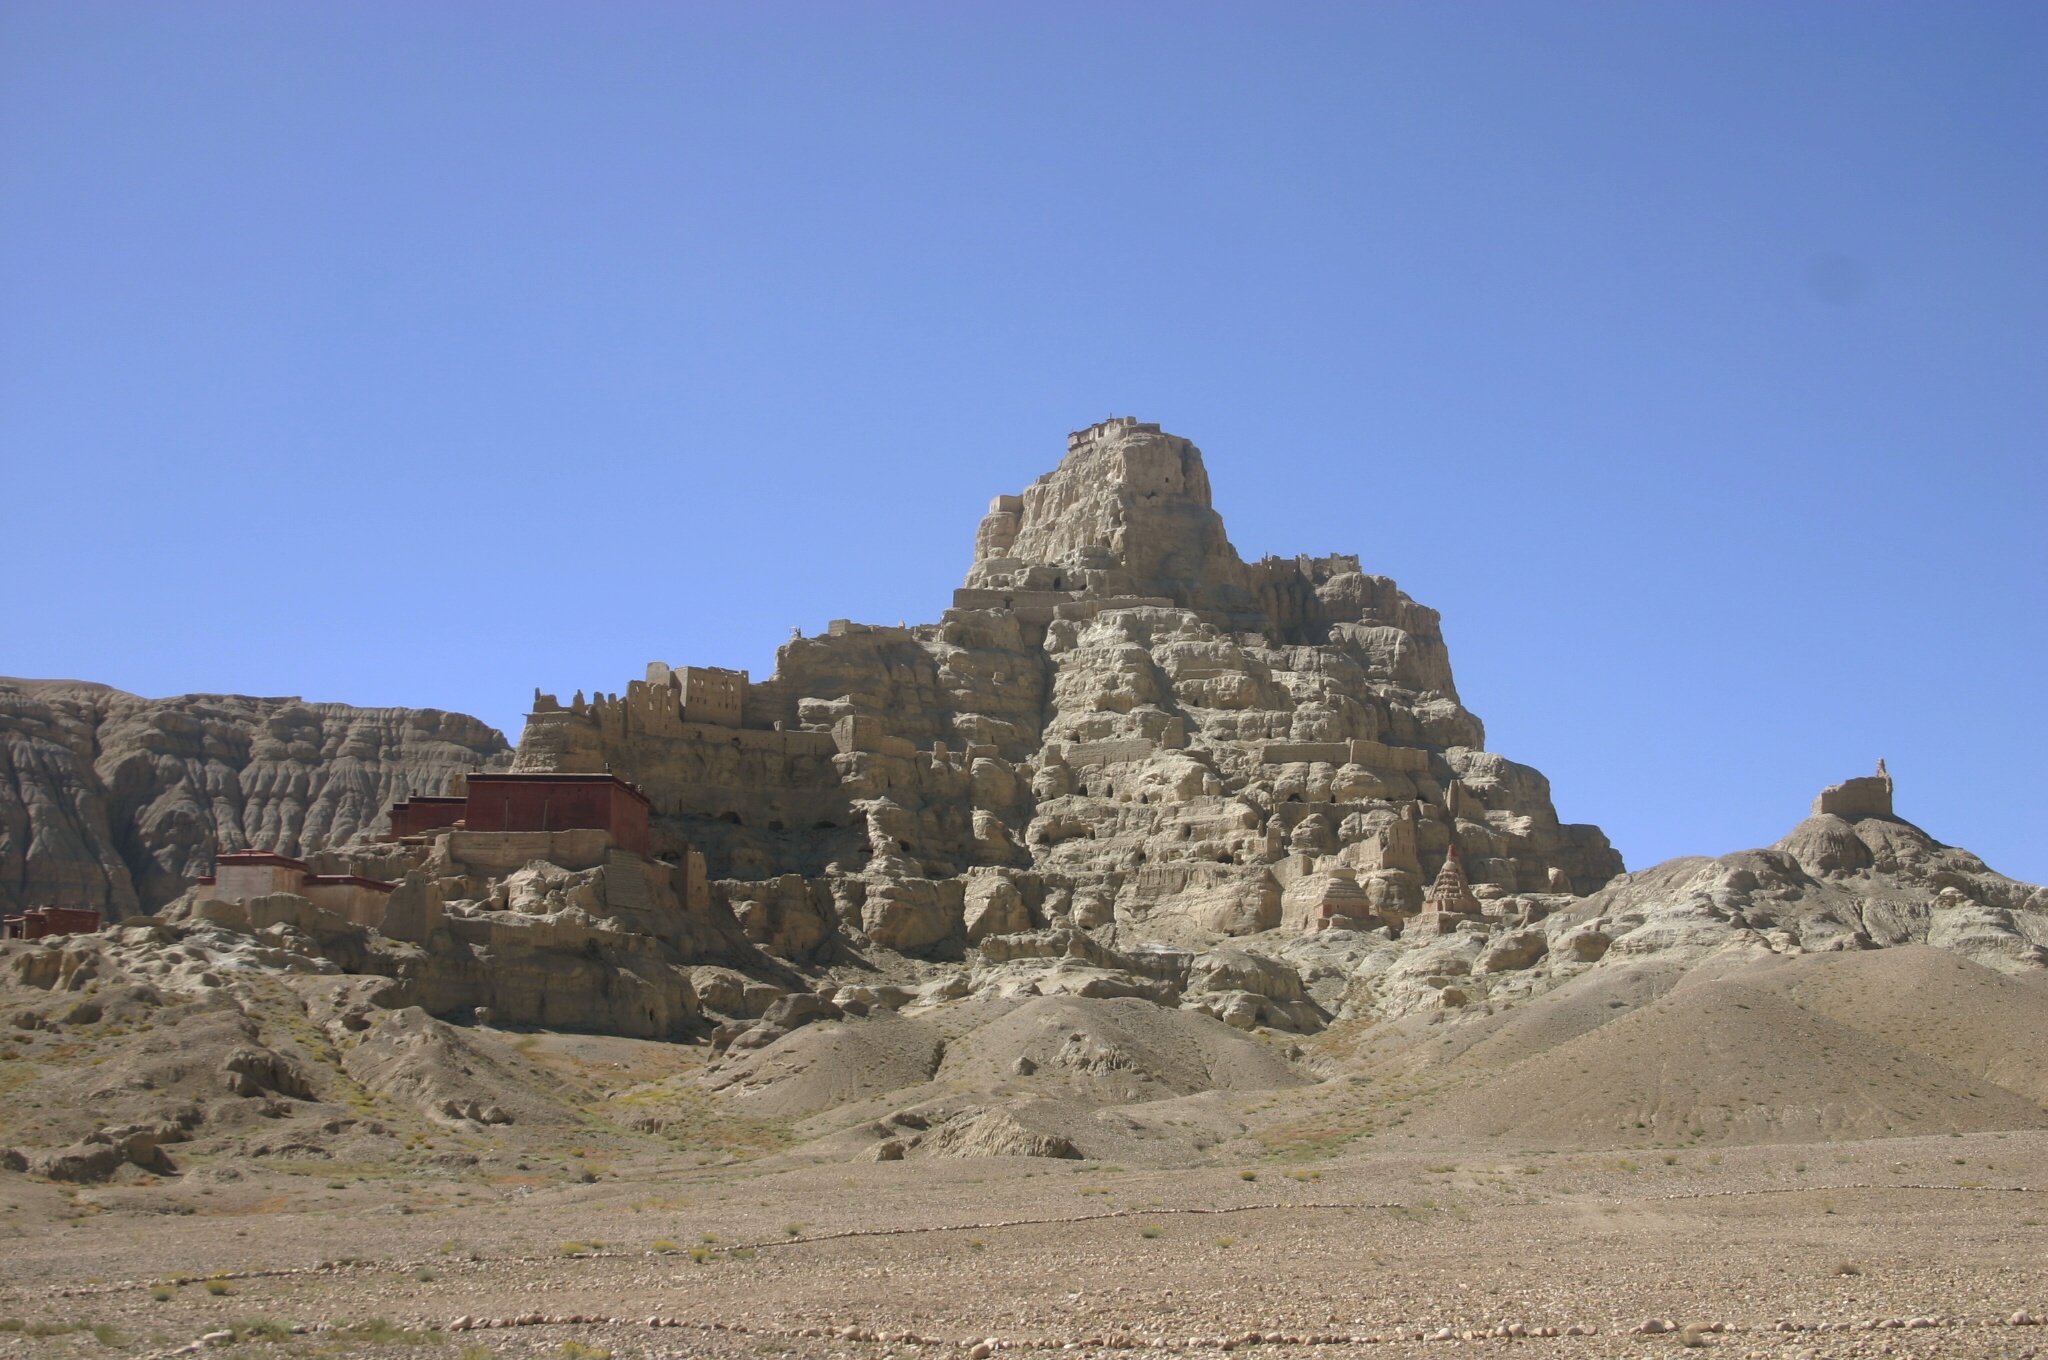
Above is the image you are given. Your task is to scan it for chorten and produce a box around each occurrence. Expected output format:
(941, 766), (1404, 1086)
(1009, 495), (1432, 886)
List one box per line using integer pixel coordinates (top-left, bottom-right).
(1425, 844), (1482, 915)
(1409, 845), (1485, 936)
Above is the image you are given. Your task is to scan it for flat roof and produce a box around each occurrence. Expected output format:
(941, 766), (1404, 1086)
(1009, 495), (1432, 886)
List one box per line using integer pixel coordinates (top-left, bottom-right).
(215, 850), (313, 873)
(464, 771), (651, 807)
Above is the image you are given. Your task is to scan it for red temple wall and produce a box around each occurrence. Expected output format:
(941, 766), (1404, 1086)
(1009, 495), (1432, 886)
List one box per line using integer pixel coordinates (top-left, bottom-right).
(390, 798), (465, 838)
(463, 777), (648, 856)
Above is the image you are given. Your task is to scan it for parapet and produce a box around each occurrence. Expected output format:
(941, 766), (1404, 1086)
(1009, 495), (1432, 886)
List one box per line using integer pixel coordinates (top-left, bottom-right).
(1066, 416), (1161, 451)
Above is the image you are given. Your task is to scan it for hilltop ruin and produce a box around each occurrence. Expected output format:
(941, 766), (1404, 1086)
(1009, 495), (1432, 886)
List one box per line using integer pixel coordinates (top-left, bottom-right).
(510, 416), (1621, 962)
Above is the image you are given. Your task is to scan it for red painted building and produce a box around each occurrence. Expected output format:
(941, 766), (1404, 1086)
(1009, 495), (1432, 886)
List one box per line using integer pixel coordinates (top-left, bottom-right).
(3, 908), (102, 939)
(388, 773), (650, 856)
(387, 795), (467, 838)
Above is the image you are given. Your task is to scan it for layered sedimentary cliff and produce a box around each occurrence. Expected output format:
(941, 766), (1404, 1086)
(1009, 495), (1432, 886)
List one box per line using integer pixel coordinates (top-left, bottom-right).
(6, 418), (2044, 1176)
(516, 417), (1623, 959)
(0, 679), (510, 917)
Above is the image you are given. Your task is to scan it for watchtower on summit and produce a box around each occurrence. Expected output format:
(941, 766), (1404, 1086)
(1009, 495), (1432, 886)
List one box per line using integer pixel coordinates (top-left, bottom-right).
(1813, 759), (1894, 820)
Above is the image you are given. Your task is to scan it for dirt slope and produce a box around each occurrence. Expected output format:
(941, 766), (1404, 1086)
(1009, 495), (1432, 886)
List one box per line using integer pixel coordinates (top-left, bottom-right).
(1404, 967), (2048, 1147)
(705, 1011), (948, 1117)
(1733, 944), (2048, 1106)
(935, 995), (1305, 1100)
(1392, 961), (1694, 1075)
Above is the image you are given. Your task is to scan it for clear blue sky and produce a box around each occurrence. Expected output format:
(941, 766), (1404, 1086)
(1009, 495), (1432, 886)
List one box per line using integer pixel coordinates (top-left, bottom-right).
(3, 2), (2043, 882)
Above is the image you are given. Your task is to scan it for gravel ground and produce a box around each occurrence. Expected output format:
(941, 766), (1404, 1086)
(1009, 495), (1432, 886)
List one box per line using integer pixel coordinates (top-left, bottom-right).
(0, 1130), (2042, 1360)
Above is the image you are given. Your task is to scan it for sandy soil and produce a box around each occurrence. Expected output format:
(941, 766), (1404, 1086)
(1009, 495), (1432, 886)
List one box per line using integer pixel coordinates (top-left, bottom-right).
(0, 1127), (2042, 1360)
(2, 938), (2044, 1360)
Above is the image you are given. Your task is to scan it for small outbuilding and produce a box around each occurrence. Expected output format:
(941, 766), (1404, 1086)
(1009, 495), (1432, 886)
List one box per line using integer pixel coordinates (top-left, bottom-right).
(2, 907), (102, 939)
(198, 851), (394, 929)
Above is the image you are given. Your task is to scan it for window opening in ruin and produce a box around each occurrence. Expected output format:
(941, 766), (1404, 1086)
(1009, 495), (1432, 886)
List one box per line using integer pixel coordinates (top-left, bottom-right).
(898, 840), (912, 852)
(719, 811), (742, 825)
(541, 798), (551, 832)
(812, 820), (837, 830)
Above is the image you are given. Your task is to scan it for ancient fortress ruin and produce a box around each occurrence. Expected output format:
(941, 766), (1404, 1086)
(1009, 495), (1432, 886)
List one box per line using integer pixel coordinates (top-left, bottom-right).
(9, 417), (2044, 1115)
(501, 417), (1622, 961)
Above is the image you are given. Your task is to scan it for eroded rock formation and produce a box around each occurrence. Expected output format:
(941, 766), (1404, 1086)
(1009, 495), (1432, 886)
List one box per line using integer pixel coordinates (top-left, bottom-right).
(517, 418), (1623, 960)
(4, 419), (2044, 1173)
(1545, 760), (2048, 978)
(0, 679), (510, 917)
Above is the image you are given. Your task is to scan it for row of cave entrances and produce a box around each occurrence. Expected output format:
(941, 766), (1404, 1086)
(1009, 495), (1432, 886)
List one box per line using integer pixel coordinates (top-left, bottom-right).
(710, 810), (842, 833)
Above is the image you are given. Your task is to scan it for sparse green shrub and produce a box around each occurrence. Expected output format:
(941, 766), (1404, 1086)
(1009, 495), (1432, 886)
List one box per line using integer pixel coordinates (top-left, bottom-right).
(648, 1239), (680, 1254)
(204, 1280), (232, 1297)
(334, 1318), (436, 1346)
(235, 1320), (293, 1343)
(1239, 1171), (1257, 1182)
(1213, 1236), (1236, 1248)
(148, 1287), (173, 1303)
(1139, 1228), (1161, 1239)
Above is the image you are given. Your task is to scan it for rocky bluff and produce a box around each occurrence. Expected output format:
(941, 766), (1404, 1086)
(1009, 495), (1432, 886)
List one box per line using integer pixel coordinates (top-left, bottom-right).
(0, 680), (509, 918)
(3, 418), (2042, 1171)
(517, 417), (1623, 959)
